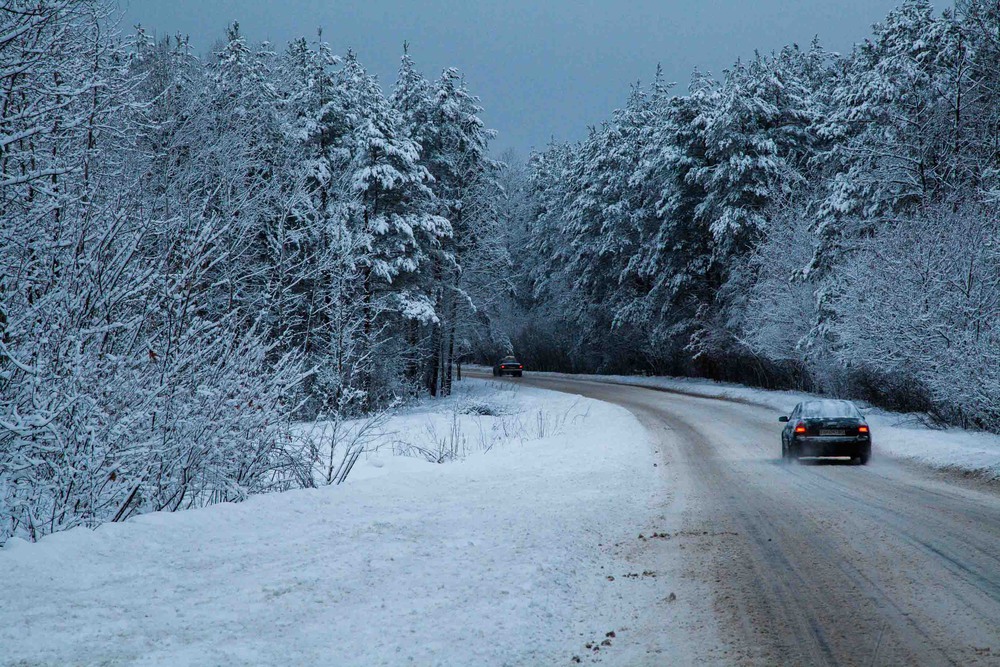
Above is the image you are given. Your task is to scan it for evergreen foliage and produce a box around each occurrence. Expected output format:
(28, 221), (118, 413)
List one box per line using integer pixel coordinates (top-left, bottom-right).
(514, 1), (1000, 429)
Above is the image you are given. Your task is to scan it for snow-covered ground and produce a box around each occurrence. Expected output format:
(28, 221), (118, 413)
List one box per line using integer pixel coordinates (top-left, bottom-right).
(0, 379), (663, 666)
(529, 370), (1000, 480)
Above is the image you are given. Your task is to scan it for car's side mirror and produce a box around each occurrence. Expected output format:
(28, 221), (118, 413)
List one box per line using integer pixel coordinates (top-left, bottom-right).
(778, 416), (789, 423)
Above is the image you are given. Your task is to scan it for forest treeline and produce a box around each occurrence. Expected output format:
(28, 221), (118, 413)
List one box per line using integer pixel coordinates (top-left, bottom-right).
(502, 0), (1000, 432)
(0, 1), (508, 542)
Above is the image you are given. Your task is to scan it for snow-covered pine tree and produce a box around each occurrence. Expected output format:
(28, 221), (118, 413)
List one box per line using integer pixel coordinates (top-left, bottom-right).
(388, 46), (442, 389)
(685, 50), (819, 369)
(339, 51), (450, 401)
(618, 70), (715, 363)
(420, 66), (497, 395)
(390, 43), (434, 155)
(693, 52), (816, 262)
(813, 0), (967, 273)
(272, 32), (359, 419)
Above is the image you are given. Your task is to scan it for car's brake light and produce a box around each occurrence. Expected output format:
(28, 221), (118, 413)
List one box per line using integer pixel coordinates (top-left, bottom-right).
(794, 422), (807, 434)
(858, 425), (869, 433)
(518, 365), (523, 369)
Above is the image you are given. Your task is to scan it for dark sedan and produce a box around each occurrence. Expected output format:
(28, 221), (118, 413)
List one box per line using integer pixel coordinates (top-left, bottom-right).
(492, 356), (524, 377)
(779, 399), (871, 465)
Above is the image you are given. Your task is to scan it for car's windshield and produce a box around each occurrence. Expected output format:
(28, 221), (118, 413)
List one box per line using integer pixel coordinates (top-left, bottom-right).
(801, 400), (860, 419)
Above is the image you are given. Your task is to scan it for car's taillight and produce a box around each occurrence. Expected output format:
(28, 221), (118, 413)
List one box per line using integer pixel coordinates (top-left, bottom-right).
(858, 425), (869, 434)
(794, 422), (807, 434)
(518, 365), (523, 369)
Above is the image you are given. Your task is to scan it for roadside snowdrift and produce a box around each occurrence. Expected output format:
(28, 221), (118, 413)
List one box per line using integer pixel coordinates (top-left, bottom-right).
(0, 379), (660, 666)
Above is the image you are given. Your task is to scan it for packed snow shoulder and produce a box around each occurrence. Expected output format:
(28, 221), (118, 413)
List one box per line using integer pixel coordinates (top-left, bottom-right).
(0, 379), (662, 667)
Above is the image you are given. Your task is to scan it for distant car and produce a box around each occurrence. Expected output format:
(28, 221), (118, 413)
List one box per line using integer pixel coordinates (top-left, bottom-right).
(779, 399), (871, 465)
(492, 356), (523, 377)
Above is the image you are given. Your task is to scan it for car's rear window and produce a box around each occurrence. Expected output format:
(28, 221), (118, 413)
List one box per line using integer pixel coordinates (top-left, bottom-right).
(801, 400), (860, 419)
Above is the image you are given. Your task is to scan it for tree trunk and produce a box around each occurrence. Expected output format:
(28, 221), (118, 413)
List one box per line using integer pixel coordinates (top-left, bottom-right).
(443, 293), (456, 396)
(427, 257), (444, 396)
(427, 317), (441, 397)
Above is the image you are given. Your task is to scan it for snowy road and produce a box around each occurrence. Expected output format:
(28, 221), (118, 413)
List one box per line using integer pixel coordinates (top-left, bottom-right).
(486, 371), (1000, 666)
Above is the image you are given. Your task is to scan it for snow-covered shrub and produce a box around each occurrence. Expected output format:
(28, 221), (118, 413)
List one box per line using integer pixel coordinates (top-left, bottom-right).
(459, 400), (505, 416)
(832, 206), (1000, 429)
(0, 9), (308, 542)
(1, 5), (501, 543)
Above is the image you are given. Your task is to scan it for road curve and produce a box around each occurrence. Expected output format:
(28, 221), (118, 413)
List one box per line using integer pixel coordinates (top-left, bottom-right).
(481, 370), (1000, 666)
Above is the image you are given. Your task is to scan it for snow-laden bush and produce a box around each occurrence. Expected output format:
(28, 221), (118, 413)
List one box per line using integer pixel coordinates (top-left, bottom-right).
(832, 207), (1000, 429)
(1, 5), (500, 543)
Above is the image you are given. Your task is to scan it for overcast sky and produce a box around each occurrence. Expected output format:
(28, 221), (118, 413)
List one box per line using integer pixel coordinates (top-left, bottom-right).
(122, 0), (904, 155)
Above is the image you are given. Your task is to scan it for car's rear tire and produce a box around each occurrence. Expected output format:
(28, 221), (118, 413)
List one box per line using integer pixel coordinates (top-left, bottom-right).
(857, 451), (870, 465)
(515, 372), (522, 377)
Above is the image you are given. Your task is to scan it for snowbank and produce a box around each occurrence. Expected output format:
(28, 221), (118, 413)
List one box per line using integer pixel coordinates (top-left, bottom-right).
(0, 379), (660, 666)
(530, 370), (1000, 480)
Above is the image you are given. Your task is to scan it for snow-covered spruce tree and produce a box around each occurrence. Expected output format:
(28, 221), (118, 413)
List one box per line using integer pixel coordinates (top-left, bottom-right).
(705, 43), (839, 387)
(419, 66), (497, 396)
(576, 82), (660, 366)
(391, 43), (434, 159)
(339, 51), (450, 404)
(685, 50), (820, 373)
(272, 32), (361, 421)
(626, 71), (718, 367)
(389, 51), (501, 395)
(272, 34), (396, 484)
(387, 47), (443, 392)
